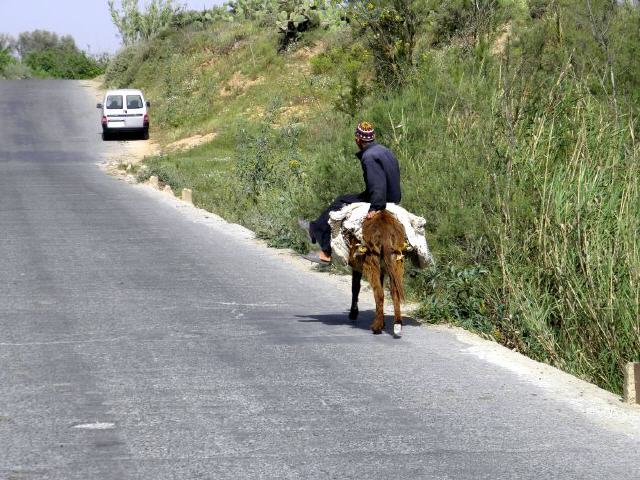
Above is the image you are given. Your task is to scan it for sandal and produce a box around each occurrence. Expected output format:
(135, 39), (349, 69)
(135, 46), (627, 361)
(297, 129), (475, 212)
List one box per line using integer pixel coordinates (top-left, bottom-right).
(302, 251), (331, 265)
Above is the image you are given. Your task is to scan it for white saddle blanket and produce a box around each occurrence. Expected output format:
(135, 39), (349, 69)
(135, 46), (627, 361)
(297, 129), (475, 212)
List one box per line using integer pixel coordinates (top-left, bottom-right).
(328, 203), (434, 268)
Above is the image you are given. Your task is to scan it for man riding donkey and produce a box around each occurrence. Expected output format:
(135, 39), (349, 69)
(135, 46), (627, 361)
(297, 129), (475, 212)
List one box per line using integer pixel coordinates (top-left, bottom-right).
(299, 121), (401, 264)
(300, 121), (417, 336)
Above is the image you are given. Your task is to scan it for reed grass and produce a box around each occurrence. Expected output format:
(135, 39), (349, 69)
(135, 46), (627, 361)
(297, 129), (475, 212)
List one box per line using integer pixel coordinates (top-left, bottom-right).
(117, 11), (639, 393)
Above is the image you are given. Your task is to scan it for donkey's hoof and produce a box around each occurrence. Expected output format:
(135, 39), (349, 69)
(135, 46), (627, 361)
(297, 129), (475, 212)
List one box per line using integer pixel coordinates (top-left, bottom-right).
(393, 323), (403, 337)
(371, 322), (384, 334)
(348, 307), (359, 321)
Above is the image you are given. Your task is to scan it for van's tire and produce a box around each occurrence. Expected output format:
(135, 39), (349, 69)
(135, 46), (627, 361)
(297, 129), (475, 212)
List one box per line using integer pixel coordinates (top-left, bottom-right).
(142, 128), (149, 140)
(102, 130), (110, 141)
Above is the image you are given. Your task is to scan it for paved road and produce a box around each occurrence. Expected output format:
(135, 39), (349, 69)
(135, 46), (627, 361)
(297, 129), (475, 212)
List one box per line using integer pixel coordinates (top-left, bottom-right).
(1, 80), (639, 479)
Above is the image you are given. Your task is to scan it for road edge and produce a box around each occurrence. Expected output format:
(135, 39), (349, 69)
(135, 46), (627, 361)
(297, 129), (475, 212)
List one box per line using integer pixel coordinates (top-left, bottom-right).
(83, 78), (640, 441)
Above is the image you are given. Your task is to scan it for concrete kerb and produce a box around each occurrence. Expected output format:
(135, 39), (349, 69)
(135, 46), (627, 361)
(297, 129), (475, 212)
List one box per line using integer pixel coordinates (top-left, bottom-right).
(623, 363), (640, 405)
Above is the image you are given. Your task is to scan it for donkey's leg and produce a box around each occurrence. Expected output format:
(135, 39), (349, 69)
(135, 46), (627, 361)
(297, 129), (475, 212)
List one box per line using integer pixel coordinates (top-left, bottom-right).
(349, 270), (362, 321)
(390, 278), (403, 337)
(364, 256), (385, 334)
(387, 254), (405, 337)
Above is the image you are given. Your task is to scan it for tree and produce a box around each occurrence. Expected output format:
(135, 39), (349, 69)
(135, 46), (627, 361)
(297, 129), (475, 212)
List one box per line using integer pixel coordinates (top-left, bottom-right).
(108, 0), (181, 46)
(16, 30), (77, 58)
(0, 33), (15, 52)
(0, 34), (16, 73)
(8, 30), (104, 79)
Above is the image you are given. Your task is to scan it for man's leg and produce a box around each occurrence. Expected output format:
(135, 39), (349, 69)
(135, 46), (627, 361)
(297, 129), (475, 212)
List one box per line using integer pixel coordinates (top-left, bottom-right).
(309, 207), (332, 255)
(309, 194), (362, 257)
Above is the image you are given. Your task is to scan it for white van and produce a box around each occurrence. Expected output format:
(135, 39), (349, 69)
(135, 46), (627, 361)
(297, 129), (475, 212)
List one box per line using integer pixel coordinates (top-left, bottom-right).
(97, 89), (150, 140)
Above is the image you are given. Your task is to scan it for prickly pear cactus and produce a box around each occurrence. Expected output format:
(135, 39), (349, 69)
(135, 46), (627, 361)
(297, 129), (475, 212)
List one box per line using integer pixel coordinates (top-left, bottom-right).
(225, 0), (346, 50)
(276, 0), (323, 49)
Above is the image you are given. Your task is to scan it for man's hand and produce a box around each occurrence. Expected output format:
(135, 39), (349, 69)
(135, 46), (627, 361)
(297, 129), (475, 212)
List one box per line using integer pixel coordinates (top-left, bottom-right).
(366, 210), (380, 220)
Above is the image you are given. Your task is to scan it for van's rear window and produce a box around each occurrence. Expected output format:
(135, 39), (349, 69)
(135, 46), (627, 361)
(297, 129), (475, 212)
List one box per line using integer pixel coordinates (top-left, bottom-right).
(106, 95), (123, 109)
(127, 95), (144, 109)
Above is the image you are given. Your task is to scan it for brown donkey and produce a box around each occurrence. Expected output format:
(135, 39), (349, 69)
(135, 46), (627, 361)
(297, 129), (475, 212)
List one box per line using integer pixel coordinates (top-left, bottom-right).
(347, 210), (406, 336)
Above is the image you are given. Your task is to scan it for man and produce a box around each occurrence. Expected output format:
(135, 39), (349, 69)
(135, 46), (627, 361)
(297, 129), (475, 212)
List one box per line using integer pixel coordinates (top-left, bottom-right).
(301, 121), (402, 264)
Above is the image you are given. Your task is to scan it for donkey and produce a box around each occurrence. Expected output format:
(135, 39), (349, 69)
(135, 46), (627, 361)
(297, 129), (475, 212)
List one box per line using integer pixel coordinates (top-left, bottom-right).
(347, 210), (406, 336)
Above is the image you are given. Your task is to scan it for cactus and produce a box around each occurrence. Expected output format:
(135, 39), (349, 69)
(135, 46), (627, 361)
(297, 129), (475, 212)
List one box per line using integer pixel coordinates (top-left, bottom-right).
(275, 0), (324, 49)
(170, 8), (231, 28)
(226, 0), (279, 20)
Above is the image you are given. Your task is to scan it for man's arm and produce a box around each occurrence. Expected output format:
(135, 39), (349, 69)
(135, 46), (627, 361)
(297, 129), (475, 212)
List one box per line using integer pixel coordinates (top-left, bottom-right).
(363, 158), (387, 211)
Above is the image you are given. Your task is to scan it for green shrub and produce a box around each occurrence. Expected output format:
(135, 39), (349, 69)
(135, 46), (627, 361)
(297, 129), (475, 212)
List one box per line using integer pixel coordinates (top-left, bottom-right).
(0, 46), (14, 73)
(1, 61), (32, 79)
(350, 0), (423, 87)
(309, 53), (333, 74)
(24, 46), (103, 79)
(104, 46), (139, 87)
(416, 265), (492, 332)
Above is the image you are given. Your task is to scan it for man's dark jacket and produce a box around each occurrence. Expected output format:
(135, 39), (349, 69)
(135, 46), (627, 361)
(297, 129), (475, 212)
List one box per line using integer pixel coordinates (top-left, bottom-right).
(309, 142), (401, 253)
(357, 142), (402, 211)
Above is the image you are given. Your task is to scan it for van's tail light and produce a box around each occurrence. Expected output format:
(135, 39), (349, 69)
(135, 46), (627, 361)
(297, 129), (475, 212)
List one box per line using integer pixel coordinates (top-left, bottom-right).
(101, 116), (108, 126)
(143, 114), (149, 125)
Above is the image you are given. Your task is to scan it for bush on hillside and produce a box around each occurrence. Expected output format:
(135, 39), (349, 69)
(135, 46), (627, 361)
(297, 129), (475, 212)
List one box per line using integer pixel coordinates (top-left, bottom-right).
(426, 0), (507, 48)
(350, 0), (424, 87)
(104, 46), (139, 87)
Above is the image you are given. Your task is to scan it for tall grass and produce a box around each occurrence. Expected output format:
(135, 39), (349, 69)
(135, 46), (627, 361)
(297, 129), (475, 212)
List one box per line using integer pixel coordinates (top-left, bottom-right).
(117, 14), (639, 393)
(496, 86), (640, 391)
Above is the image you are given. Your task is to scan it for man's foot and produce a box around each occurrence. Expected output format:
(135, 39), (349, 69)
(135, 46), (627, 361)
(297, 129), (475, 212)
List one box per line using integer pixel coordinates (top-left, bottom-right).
(297, 218), (314, 243)
(302, 251), (331, 265)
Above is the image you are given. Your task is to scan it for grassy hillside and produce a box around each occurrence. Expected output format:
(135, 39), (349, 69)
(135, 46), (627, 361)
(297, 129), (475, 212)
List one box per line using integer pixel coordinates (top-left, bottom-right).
(104, 1), (640, 394)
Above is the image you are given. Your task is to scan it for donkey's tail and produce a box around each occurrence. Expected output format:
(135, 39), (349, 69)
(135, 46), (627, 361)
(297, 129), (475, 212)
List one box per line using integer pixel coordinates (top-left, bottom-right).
(383, 235), (405, 303)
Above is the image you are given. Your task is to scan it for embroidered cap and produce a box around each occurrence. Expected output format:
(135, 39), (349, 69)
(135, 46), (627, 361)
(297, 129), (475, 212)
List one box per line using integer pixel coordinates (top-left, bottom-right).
(355, 121), (375, 142)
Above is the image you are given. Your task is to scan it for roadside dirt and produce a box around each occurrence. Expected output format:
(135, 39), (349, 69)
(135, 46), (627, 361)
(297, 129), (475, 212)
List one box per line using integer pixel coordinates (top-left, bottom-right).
(491, 22), (512, 56)
(219, 72), (264, 97)
(166, 132), (218, 151)
(292, 41), (326, 61)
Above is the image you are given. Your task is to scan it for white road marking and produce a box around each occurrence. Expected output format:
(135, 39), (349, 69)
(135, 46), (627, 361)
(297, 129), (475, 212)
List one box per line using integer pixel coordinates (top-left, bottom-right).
(72, 422), (115, 430)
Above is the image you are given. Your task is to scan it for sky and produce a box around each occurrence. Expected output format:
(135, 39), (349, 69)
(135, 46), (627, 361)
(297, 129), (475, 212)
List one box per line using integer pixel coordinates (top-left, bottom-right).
(0, 0), (223, 54)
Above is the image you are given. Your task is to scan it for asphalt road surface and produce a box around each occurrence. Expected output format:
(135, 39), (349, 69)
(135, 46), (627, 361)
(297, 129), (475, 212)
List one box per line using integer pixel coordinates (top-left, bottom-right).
(1, 80), (639, 480)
